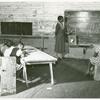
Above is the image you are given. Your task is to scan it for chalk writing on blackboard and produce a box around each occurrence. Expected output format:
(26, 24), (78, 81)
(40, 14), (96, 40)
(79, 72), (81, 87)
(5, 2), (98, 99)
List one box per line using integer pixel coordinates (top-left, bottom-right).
(67, 22), (100, 34)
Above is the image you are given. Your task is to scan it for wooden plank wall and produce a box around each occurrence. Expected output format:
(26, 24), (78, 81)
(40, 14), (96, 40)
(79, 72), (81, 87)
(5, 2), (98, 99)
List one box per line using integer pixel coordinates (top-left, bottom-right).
(0, 2), (100, 56)
(1, 2), (100, 36)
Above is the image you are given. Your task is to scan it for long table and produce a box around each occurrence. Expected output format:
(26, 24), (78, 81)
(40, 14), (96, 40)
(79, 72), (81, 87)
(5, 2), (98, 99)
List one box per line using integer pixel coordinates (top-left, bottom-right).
(21, 46), (57, 87)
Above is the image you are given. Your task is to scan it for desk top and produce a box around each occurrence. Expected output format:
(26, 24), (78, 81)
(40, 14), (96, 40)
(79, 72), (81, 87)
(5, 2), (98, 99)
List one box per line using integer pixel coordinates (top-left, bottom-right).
(23, 46), (57, 63)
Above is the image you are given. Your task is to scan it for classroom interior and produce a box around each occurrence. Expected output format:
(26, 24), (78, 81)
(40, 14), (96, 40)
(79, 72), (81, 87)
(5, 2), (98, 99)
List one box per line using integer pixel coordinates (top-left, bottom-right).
(1, 1), (100, 98)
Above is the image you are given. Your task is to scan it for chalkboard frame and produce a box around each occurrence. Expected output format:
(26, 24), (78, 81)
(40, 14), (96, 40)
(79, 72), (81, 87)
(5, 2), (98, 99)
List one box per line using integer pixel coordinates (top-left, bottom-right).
(64, 11), (100, 44)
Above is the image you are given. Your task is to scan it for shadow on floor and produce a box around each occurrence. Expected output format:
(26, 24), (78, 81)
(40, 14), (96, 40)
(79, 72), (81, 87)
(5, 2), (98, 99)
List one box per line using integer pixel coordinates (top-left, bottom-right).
(16, 58), (93, 93)
(54, 58), (92, 83)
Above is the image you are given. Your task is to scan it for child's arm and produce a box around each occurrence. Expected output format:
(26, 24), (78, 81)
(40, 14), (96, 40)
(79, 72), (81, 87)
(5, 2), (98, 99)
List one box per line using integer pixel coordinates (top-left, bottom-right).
(16, 49), (23, 57)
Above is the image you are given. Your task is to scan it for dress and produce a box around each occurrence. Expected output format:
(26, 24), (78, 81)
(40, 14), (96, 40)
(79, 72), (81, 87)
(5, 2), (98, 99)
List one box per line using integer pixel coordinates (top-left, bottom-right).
(90, 45), (100, 65)
(55, 22), (65, 53)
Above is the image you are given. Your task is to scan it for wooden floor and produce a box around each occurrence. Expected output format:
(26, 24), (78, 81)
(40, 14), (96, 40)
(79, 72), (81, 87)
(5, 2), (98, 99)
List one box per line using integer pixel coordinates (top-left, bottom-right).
(3, 58), (100, 98)
(5, 81), (100, 98)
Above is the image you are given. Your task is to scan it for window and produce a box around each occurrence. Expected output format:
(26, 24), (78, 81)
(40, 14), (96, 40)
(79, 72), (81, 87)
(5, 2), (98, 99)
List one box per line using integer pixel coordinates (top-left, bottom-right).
(1, 22), (32, 35)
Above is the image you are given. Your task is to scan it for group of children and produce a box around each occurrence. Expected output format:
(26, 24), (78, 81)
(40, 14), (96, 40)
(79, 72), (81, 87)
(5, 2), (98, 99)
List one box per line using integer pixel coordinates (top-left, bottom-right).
(0, 39), (25, 71)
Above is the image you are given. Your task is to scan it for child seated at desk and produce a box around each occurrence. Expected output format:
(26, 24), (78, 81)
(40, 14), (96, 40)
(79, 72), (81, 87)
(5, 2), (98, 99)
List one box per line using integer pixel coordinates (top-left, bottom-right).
(2, 40), (25, 71)
(87, 45), (100, 76)
(16, 42), (25, 70)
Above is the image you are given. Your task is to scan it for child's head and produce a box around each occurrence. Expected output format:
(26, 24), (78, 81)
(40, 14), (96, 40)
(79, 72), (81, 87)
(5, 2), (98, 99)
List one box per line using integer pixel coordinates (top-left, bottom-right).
(18, 42), (24, 49)
(4, 40), (14, 48)
(57, 16), (64, 23)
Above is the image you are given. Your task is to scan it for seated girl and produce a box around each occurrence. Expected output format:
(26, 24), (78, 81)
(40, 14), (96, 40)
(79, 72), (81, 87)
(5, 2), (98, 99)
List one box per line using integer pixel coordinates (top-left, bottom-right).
(2, 40), (25, 71)
(16, 42), (25, 71)
(87, 45), (100, 76)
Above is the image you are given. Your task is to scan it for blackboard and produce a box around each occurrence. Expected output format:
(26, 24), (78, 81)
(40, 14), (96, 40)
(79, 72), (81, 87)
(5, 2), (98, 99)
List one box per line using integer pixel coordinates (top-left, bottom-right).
(64, 11), (100, 44)
(1, 22), (32, 35)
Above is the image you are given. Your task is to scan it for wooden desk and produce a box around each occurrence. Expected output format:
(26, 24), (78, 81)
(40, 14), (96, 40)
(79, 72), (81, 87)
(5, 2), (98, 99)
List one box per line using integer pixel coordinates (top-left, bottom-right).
(68, 44), (94, 59)
(22, 47), (57, 87)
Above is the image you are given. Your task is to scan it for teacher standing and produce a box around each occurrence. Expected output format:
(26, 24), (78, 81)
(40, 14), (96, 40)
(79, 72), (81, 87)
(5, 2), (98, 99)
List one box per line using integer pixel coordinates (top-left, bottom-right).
(55, 16), (65, 61)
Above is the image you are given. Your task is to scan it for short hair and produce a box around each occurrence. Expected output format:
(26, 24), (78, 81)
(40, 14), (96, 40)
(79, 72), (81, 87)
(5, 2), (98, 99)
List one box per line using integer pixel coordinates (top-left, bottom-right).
(57, 16), (63, 21)
(18, 41), (24, 48)
(4, 40), (14, 47)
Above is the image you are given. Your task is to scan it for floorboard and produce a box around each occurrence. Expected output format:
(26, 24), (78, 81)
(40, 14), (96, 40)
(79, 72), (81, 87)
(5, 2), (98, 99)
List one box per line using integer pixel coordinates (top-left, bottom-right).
(3, 58), (100, 98)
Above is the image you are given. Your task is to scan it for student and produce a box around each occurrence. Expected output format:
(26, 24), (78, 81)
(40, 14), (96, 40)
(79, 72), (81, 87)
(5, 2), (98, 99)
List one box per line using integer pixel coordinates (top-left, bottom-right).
(0, 43), (7, 56)
(3, 40), (15, 57)
(3, 40), (25, 71)
(86, 45), (100, 76)
(55, 16), (65, 61)
(16, 42), (24, 64)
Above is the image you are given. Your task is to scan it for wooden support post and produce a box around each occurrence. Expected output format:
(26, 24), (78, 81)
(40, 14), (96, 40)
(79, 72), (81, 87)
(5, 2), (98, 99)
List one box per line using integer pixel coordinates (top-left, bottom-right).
(0, 57), (16, 96)
(49, 63), (54, 85)
(22, 62), (28, 87)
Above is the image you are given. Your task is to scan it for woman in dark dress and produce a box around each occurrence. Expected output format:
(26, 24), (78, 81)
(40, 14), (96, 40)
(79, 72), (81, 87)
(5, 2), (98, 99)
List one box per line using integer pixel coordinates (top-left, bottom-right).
(55, 16), (65, 60)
